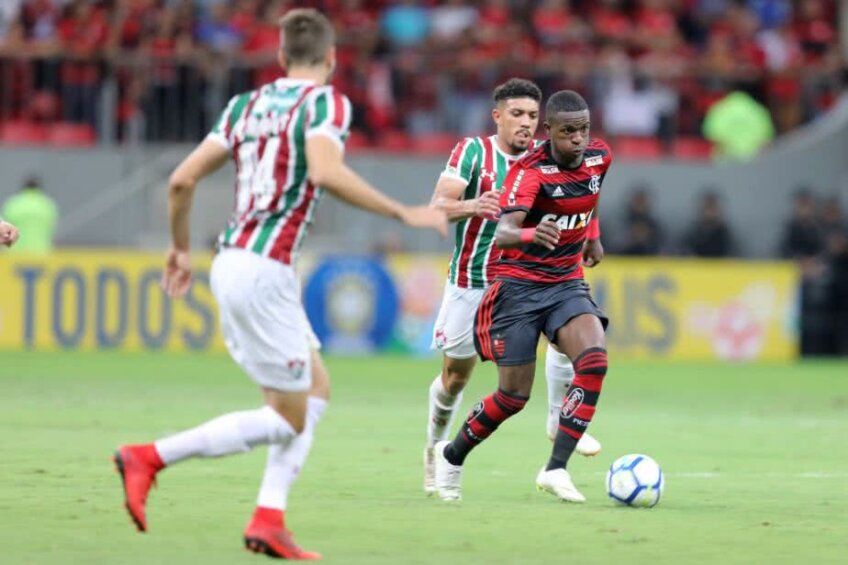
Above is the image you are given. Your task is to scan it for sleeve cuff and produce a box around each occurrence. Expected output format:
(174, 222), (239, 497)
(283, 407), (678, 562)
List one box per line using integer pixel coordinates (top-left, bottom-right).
(501, 206), (530, 214)
(306, 128), (345, 150)
(206, 132), (231, 150)
(439, 171), (471, 184)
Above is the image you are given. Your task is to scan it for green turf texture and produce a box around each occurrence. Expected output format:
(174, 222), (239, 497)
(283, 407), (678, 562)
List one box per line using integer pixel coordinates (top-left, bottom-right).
(0, 351), (846, 564)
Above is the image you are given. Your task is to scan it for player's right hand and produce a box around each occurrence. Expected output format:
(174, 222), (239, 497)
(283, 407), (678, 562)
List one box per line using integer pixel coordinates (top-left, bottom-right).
(0, 221), (19, 247)
(474, 191), (501, 219)
(401, 205), (448, 237)
(161, 247), (193, 299)
(534, 219), (560, 250)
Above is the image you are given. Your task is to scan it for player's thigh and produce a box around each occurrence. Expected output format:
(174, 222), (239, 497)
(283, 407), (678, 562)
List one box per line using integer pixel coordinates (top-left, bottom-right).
(309, 349), (330, 401)
(475, 280), (545, 367)
(433, 281), (485, 361)
(543, 281), (608, 360)
(210, 249), (312, 393)
(497, 362), (536, 397)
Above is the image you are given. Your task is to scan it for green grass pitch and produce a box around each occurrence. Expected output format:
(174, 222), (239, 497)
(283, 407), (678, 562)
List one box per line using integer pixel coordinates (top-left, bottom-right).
(1, 351), (846, 564)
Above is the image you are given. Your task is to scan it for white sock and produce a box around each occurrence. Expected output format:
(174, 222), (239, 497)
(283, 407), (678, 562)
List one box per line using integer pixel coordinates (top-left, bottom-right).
(257, 397), (328, 510)
(426, 374), (463, 448)
(545, 343), (575, 438)
(155, 406), (296, 465)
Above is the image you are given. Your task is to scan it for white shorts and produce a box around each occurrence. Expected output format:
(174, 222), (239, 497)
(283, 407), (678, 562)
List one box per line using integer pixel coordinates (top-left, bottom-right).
(432, 280), (486, 359)
(211, 248), (315, 392)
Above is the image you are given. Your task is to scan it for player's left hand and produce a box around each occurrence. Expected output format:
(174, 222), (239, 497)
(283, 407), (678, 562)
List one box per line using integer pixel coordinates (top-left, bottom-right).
(161, 247), (193, 298)
(583, 238), (604, 268)
(0, 221), (19, 247)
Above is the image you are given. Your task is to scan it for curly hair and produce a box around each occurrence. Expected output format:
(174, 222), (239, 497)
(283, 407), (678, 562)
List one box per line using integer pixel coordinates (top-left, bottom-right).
(492, 78), (543, 104)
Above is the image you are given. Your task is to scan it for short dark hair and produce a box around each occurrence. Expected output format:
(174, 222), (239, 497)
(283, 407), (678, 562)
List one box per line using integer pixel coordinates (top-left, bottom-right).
(545, 90), (589, 119)
(279, 9), (335, 67)
(492, 78), (542, 105)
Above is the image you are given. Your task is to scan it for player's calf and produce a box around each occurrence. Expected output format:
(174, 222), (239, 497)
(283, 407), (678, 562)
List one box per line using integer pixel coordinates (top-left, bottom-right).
(443, 388), (528, 467)
(546, 347), (608, 471)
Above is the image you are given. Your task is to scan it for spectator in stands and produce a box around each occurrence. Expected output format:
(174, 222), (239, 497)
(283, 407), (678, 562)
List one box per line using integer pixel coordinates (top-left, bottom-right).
(619, 186), (663, 256)
(430, 0), (477, 45)
(780, 188), (824, 258)
(703, 89), (775, 160)
(58, 0), (109, 128)
(821, 196), (845, 242)
(826, 224), (848, 354)
(684, 190), (733, 257)
(0, 0), (844, 147)
(381, 0), (430, 48)
(0, 176), (58, 254)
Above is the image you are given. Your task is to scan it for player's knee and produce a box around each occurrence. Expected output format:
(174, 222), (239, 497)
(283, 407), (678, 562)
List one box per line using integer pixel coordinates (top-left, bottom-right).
(262, 405), (306, 439)
(443, 358), (474, 394)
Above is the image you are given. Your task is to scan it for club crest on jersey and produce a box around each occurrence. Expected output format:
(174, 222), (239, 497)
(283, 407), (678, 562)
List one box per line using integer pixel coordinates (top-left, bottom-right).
(287, 359), (306, 380)
(540, 210), (595, 231)
(539, 165), (559, 175)
(585, 155), (604, 168)
(589, 175), (601, 194)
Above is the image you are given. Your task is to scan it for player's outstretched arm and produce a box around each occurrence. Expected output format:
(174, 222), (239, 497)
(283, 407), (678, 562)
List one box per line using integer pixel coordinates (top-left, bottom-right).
(430, 176), (500, 222)
(0, 220), (20, 247)
(495, 211), (558, 250)
(162, 138), (230, 298)
(306, 136), (447, 236)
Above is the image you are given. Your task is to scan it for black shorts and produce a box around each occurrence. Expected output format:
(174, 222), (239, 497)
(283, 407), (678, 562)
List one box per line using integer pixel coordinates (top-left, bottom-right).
(474, 278), (608, 366)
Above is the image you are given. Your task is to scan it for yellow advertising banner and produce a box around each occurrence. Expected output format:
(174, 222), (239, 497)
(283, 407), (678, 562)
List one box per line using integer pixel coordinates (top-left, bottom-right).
(0, 251), (798, 360)
(0, 250), (223, 352)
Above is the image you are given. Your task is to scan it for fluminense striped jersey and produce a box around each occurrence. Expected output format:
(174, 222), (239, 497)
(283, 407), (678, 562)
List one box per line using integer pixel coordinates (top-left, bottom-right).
(208, 78), (352, 265)
(442, 136), (537, 288)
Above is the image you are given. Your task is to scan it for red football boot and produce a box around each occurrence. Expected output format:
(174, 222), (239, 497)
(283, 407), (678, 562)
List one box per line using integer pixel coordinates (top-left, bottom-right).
(113, 444), (165, 532)
(243, 507), (321, 560)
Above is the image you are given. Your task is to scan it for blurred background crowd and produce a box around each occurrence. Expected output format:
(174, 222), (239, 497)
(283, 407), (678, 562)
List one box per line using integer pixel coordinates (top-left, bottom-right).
(0, 0), (845, 155)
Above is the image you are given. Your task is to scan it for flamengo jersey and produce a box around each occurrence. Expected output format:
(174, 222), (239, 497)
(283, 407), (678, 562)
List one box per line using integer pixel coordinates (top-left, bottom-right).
(442, 135), (531, 289)
(497, 138), (613, 284)
(208, 78), (352, 265)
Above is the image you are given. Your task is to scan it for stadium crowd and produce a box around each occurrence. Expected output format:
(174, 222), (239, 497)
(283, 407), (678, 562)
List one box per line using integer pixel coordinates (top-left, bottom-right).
(0, 0), (844, 151)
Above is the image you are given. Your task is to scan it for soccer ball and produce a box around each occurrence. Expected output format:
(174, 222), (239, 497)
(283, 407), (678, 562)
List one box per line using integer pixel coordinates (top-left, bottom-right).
(606, 454), (664, 508)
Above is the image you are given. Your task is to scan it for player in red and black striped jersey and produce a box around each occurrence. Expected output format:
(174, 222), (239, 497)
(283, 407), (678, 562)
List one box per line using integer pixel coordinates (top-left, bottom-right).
(434, 90), (611, 503)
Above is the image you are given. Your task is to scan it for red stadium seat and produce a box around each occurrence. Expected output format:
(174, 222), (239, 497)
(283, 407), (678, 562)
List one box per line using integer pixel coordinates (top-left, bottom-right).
(47, 123), (97, 147)
(376, 130), (412, 152)
(613, 136), (663, 159)
(0, 120), (48, 145)
(410, 133), (457, 156)
(346, 129), (372, 151)
(671, 137), (713, 160)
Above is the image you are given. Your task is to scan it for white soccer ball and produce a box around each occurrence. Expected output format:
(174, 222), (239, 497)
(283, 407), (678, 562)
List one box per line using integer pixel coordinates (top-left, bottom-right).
(606, 454), (664, 508)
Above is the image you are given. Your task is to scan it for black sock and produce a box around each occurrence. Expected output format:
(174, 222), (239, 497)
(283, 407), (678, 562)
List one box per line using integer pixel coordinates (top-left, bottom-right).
(442, 388), (528, 466)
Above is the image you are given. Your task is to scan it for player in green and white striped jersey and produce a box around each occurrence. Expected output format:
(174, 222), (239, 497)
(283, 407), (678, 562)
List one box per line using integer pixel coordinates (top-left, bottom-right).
(114, 9), (446, 559)
(423, 79), (601, 495)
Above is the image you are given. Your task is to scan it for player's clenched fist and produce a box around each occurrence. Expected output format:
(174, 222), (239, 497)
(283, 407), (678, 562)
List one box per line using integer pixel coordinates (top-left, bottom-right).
(161, 248), (193, 299)
(473, 191), (501, 219)
(533, 219), (560, 250)
(0, 220), (19, 247)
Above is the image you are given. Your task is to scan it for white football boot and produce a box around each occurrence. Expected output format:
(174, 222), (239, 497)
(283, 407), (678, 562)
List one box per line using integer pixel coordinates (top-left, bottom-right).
(423, 446), (436, 496)
(536, 467), (586, 503)
(546, 413), (602, 457)
(433, 441), (463, 501)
